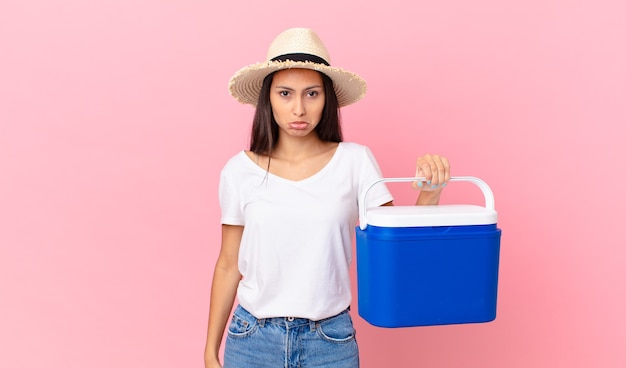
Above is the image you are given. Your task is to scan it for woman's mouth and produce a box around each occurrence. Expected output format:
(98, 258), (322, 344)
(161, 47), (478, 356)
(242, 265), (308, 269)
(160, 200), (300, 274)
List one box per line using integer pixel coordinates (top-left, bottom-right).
(288, 121), (309, 130)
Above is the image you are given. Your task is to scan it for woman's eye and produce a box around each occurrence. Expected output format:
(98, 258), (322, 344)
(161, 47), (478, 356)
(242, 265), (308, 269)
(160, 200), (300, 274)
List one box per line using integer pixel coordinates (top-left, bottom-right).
(279, 90), (290, 97)
(307, 91), (318, 97)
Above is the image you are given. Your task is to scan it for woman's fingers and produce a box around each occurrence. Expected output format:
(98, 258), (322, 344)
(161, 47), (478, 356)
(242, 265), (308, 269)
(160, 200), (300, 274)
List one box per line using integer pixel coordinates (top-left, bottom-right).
(415, 154), (450, 190)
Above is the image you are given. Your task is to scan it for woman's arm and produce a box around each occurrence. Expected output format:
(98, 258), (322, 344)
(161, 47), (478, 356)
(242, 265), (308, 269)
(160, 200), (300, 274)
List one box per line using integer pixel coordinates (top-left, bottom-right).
(204, 224), (244, 368)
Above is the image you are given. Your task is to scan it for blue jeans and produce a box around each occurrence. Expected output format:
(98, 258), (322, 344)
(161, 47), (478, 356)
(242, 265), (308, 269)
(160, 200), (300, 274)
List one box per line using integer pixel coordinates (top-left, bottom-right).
(224, 305), (359, 368)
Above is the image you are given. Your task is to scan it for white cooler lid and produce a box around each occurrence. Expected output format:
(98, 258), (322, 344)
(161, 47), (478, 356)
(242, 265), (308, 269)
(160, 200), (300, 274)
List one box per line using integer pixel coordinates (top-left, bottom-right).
(365, 204), (498, 227)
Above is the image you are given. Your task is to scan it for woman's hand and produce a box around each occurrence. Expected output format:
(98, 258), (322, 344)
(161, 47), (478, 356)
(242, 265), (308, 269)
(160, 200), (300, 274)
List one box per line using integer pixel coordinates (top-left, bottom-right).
(204, 358), (222, 368)
(411, 154), (450, 192)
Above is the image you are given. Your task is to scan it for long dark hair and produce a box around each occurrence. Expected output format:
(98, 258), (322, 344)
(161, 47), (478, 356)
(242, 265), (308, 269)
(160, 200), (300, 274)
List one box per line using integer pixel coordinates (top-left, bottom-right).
(249, 70), (342, 156)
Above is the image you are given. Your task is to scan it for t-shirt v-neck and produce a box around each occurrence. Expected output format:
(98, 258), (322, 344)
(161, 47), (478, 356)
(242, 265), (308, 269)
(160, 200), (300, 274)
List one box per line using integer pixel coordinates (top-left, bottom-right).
(241, 143), (342, 184)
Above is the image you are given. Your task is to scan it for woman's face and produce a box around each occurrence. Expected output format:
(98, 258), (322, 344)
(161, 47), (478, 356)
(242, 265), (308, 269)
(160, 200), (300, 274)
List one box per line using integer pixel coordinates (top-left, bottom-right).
(269, 68), (326, 138)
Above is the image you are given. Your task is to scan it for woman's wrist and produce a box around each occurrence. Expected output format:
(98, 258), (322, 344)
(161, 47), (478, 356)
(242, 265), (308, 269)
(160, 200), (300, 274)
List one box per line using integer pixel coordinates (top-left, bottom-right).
(416, 189), (442, 205)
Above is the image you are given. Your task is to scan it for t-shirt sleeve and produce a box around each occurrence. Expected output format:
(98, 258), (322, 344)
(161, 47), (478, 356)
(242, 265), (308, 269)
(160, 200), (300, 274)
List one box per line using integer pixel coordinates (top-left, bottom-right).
(218, 164), (245, 226)
(359, 146), (394, 208)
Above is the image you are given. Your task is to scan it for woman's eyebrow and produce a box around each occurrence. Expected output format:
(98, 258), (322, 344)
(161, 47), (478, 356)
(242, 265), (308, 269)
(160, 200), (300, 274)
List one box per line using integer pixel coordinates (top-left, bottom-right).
(273, 85), (322, 90)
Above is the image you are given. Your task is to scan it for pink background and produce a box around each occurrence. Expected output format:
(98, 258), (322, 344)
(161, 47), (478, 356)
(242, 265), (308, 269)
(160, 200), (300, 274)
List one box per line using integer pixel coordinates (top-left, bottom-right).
(1, 0), (625, 367)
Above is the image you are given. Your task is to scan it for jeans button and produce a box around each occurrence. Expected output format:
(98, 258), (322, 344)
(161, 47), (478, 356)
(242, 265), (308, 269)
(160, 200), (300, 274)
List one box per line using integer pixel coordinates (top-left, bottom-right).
(287, 317), (294, 321)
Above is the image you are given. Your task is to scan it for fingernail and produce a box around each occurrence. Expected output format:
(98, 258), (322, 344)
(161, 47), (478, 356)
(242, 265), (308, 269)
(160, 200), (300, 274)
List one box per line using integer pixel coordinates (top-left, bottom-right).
(417, 181), (423, 188)
(432, 184), (439, 189)
(442, 182), (447, 187)
(427, 180), (431, 185)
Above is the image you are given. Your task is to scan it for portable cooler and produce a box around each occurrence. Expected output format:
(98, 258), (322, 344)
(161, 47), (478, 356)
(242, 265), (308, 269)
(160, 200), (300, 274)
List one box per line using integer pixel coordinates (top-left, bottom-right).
(355, 176), (502, 328)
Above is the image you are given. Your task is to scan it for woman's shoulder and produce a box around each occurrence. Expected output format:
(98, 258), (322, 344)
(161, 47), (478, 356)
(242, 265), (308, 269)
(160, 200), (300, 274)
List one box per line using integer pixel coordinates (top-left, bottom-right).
(339, 141), (371, 153)
(336, 142), (383, 173)
(221, 150), (250, 173)
(338, 142), (377, 159)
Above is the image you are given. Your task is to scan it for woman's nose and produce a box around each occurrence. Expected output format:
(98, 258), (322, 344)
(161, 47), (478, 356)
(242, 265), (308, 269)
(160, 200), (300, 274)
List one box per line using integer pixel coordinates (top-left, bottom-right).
(292, 98), (306, 116)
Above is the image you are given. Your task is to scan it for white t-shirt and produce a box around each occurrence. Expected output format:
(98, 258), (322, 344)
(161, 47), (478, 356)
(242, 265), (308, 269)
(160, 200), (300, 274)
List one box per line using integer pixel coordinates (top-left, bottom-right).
(219, 142), (393, 320)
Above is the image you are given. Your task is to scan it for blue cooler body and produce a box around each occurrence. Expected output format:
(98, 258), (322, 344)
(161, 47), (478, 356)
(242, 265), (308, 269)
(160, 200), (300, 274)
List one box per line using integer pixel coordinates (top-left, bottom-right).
(355, 177), (502, 328)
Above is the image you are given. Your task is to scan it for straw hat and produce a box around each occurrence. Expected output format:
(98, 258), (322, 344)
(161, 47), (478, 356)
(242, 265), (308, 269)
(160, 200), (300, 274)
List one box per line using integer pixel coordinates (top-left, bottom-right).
(228, 28), (367, 107)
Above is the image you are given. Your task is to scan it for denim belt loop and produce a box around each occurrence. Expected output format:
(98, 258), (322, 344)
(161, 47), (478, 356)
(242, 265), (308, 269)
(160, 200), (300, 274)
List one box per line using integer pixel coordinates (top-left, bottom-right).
(309, 319), (317, 331)
(258, 318), (266, 327)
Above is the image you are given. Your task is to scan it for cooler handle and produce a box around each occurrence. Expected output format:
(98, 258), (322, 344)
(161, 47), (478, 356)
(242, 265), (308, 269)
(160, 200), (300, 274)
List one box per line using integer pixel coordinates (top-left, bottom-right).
(359, 176), (495, 230)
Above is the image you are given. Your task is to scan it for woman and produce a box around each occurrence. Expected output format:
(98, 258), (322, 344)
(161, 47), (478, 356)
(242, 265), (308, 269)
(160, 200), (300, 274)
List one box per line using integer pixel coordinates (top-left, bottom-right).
(204, 28), (450, 368)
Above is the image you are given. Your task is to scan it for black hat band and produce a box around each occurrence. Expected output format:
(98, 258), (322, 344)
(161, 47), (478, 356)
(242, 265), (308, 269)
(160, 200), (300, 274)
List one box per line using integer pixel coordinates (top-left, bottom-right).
(270, 53), (330, 66)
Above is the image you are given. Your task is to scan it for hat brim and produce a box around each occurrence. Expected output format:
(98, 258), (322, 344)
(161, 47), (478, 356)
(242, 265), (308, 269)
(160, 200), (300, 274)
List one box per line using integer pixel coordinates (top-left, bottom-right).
(228, 60), (367, 107)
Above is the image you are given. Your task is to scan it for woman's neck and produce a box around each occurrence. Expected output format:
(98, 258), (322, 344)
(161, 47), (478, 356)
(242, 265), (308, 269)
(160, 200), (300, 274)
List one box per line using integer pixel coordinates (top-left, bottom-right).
(272, 133), (328, 161)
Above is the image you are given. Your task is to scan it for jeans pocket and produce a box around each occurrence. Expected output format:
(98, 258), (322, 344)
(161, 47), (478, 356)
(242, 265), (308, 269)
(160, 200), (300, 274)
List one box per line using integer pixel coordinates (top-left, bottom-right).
(227, 308), (258, 338)
(316, 312), (356, 344)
